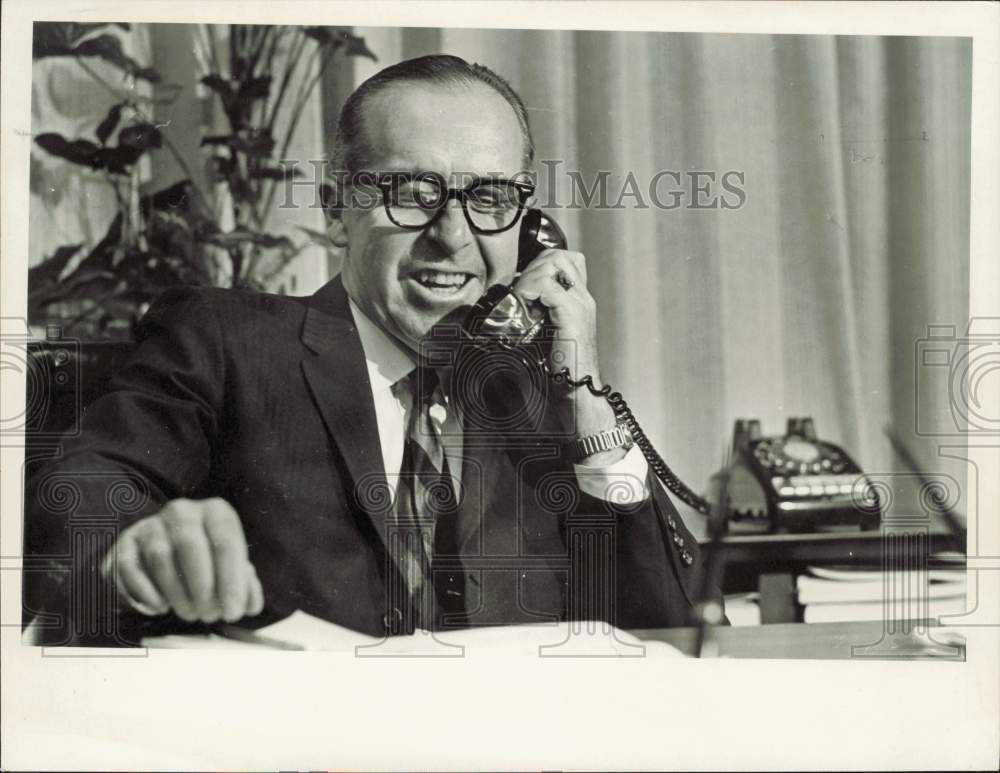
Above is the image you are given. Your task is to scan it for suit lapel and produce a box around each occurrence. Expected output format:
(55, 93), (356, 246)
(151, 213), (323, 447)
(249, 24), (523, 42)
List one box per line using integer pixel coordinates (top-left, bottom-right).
(300, 278), (516, 557)
(300, 277), (392, 548)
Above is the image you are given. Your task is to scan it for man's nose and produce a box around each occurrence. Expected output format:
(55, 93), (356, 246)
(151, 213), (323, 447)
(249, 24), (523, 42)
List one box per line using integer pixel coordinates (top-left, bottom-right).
(424, 199), (473, 253)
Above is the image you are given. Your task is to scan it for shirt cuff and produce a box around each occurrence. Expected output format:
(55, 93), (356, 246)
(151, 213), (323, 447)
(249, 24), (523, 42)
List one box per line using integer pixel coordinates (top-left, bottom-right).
(572, 443), (650, 505)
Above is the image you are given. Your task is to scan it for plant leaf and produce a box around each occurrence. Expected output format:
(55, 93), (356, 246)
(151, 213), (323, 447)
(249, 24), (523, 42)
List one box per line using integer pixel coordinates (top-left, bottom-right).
(206, 229), (294, 250)
(71, 34), (162, 83)
(33, 22), (116, 58)
(95, 103), (124, 145)
(201, 75), (234, 99)
(249, 164), (302, 180)
(229, 130), (276, 156)
(32, 23), (75, 58)
(341, 32), (377, 61)
(117, 123), (163, 151)
(93, 145), (145, 175)
(303, 27), (332, 45)
(34, 134), (101, 167)
(29, 268), (118, 310)
(28, 243), (84, 291)
(140, 178), (196, 217)
(240, 75), (272, 102)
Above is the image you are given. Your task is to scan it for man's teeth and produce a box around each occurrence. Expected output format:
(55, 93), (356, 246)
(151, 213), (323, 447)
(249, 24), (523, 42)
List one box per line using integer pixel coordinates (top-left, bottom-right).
(414, 270), (470, 288)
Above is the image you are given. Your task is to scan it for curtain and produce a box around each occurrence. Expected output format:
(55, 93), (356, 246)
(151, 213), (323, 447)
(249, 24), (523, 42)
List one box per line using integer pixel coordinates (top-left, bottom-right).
(356, 28), (972, 525)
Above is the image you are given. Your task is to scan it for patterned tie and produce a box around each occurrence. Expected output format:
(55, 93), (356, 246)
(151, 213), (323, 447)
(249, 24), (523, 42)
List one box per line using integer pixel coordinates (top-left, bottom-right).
(392, 366), (461, 631)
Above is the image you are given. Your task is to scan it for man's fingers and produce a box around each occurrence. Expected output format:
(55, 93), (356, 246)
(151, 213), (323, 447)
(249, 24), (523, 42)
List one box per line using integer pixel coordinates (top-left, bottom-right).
(108, 531), (168, 615)
(138, 520), (198, 621)
(516, 273), (591, 318)
(167, 516), (219, 622)
(245, 563), (265, 617)
(518, 250), (587, 287)
(103, 498), (256, 624)
(204, 502), (250, 622)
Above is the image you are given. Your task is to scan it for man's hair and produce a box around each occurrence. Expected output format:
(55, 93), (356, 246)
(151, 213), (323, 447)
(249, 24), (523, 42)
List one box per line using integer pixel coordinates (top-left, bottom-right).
(332, 54), (535, 175)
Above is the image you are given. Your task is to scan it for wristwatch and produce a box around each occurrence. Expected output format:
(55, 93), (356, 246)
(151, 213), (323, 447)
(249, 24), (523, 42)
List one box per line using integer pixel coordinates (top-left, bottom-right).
(569, 422), (634, 461)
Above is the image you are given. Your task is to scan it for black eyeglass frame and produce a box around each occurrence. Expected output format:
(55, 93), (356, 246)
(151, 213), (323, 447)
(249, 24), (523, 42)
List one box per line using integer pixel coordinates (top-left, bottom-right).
(371, 172), (537, 235)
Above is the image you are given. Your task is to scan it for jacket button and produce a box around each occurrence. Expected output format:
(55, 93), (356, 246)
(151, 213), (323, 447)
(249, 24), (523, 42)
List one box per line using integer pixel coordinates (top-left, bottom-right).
(680, 550), (694, 566)
(383, 607), (403, 634)
(672, 533), (685, 547)
(666, 516), (677, 530)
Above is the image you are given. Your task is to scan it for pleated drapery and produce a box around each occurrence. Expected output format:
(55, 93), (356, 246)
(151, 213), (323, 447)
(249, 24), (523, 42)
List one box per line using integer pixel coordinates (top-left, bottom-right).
(356, 28), (972, 524)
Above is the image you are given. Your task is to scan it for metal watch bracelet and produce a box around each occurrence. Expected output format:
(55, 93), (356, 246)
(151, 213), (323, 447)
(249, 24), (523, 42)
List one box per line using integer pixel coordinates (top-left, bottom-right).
(568, 422), (634, 461)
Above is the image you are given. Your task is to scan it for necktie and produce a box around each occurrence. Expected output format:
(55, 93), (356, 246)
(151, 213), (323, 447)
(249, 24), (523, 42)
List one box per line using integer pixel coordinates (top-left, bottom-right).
(392, 367), (461, 631)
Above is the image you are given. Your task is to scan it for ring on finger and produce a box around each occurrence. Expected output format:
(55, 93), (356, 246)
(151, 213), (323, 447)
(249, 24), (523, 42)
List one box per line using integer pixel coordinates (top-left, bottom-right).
(555, 270), (576, 290)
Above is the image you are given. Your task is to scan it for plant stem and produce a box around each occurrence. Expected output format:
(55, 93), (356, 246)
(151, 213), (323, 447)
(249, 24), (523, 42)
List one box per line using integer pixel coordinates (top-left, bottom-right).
(259, 39), (331, 219)
(266, 29), (308, 134)
(102, 169), (129, 245)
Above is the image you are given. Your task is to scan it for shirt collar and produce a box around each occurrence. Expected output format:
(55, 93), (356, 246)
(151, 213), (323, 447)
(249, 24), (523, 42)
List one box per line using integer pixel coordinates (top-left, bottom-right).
(348, 298), (415, 392)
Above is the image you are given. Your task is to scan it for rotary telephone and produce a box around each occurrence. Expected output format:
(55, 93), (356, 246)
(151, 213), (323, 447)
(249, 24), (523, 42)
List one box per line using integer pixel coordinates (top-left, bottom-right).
(454, 208), (713, 517)
(708, 418), (881, 533)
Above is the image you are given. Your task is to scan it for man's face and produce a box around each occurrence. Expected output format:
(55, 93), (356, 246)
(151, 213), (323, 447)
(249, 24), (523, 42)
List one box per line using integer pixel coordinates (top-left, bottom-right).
(340, 82), (528, 353)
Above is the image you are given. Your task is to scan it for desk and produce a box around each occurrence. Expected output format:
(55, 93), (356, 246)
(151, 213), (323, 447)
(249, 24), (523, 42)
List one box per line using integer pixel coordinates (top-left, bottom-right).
(631, 620), (966, 660)
(706, 528), (957, 566)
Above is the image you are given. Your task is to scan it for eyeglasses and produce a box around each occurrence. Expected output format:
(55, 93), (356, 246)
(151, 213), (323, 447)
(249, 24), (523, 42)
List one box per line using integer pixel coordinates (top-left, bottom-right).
(368, 172), (535, 235)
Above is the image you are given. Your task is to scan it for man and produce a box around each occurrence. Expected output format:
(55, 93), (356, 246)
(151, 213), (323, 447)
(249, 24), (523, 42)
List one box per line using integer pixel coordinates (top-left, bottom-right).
(27, 55), (717, 645)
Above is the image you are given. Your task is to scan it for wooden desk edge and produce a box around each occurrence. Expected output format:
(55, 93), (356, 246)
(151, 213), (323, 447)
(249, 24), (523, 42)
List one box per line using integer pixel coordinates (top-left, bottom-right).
(629, 620), (967, 660)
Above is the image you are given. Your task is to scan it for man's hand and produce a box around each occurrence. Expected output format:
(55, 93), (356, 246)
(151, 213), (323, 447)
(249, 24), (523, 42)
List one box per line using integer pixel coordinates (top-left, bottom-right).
(101, 497), (264, 623)
(512, 249), (623, 463)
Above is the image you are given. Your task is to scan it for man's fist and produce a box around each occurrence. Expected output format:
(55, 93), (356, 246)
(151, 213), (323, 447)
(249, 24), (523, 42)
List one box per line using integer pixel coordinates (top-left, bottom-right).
(101, 497), (264, 623)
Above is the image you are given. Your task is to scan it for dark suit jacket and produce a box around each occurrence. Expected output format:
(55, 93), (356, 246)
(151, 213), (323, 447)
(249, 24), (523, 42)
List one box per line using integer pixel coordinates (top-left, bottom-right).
(26, 277), (718, 645)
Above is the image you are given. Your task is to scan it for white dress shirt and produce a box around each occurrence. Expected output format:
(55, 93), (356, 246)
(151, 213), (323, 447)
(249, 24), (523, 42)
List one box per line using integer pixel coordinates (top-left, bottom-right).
(348, 299), (650, 504)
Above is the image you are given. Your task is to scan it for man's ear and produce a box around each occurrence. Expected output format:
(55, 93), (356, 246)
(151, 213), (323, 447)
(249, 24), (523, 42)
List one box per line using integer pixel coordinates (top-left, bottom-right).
(319, 182), (342, 225)
(326, 217), (349, 249)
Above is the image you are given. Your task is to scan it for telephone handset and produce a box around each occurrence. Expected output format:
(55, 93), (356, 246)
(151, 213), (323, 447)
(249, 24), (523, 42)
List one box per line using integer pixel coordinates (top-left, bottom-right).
(459, 209), (713, 516)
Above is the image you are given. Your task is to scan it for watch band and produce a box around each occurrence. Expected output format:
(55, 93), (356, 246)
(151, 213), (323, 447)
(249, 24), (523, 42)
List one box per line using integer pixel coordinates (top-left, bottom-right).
(569, 423), (634, 461)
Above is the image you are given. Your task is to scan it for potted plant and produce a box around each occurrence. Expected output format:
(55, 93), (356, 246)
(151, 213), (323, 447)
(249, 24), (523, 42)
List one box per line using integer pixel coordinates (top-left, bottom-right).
(29, 21), (375, 340)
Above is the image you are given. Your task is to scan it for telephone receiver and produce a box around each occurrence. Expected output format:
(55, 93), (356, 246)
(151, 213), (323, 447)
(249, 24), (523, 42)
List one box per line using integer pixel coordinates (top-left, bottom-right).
(517, 208), (569, 272)
(461, 209), (568, 350)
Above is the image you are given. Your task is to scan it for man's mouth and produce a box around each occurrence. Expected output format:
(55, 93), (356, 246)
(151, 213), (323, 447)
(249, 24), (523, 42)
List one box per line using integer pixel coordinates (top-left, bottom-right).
(410, 269), (477, 297)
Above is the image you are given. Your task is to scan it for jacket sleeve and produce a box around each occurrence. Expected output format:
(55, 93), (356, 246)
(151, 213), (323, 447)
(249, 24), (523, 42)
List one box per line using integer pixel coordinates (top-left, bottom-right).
(24, 286), (227, 645)
(514, 439), (726, 630)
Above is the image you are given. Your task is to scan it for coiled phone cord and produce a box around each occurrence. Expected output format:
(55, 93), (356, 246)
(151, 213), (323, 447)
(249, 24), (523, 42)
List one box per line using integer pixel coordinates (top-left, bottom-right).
(544, 362), (713, 517)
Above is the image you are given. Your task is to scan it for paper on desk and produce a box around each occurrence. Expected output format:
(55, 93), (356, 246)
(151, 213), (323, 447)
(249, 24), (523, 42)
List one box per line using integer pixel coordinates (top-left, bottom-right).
(256, 610), (381, 649)
(145, 611), (684, 656)
(803, 595), (967, 623)
(806, 551), (965, 584)
(262, 612), (684, 657)
(798, 570), (966, 606)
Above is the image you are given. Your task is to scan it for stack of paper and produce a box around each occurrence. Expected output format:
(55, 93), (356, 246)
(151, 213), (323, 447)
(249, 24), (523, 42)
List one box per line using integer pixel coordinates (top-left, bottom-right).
(797, 558), (966, 623)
